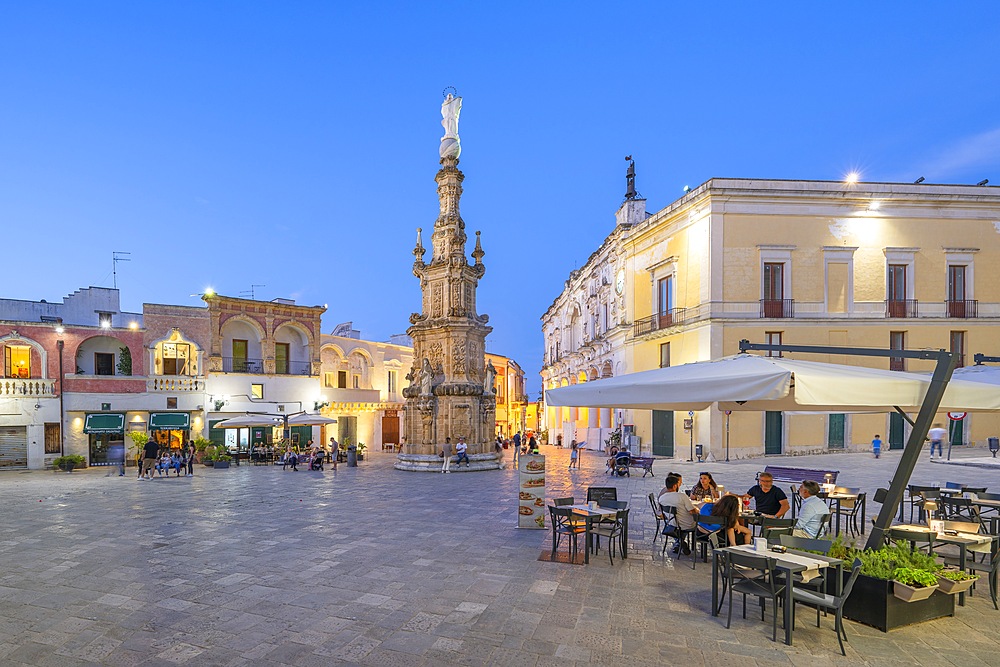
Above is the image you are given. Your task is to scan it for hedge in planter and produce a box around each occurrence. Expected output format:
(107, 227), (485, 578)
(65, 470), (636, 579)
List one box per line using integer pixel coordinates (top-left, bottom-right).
(53, 454), (87, 472)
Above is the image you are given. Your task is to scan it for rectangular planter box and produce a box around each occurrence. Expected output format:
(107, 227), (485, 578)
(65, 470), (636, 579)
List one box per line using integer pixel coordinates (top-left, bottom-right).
(213, 460), (231, 469)
(834, 572), (955, 632)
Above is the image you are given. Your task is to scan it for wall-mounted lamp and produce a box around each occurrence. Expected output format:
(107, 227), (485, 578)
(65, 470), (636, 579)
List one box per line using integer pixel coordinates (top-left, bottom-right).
(314, 400), (330, 411)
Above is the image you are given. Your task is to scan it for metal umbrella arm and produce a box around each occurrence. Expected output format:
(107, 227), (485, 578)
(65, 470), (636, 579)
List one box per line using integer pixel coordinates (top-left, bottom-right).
(738, 340), (956, 550)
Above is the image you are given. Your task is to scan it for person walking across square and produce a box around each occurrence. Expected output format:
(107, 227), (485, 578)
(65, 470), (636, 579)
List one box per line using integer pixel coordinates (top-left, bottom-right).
(872, 434), (882, 459)
(928, 423), (947, 459)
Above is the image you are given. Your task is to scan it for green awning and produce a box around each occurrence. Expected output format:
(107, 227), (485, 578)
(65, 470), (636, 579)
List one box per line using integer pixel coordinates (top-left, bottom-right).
(149, 413), (190, 431)
(84, 413), (125, 434)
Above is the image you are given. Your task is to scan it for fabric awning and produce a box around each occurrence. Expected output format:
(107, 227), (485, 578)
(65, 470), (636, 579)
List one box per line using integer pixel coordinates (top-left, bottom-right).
(84, 413), (125, 434)
(545, 354), (1000, 413)
(148, 412), (190, 431)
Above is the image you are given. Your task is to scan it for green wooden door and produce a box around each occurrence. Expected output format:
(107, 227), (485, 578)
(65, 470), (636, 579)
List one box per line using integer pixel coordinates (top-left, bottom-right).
(291, 425), (312, 448)
(949, 418), (964, 446)
(828, 414), (845, 449)
(889, 412), (905, 450)
(651, 410), (674, 457)
(209, 419), (227, 449)
(764, 412), (783, 454)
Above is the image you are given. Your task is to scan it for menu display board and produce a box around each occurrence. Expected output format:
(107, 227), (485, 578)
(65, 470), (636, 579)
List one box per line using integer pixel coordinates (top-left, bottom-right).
(518, 455), (546, 529)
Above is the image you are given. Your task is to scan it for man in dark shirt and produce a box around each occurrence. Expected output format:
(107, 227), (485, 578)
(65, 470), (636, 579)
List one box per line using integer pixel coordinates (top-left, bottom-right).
(745, 472), (790, 517)
(140, 439), (159, 481)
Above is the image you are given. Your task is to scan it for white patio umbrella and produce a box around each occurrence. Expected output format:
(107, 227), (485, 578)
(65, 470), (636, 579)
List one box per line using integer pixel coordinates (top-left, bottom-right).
(545, 354), (1000, 412)
(286, 413), (338, 426)
(212, 414), (283, 428)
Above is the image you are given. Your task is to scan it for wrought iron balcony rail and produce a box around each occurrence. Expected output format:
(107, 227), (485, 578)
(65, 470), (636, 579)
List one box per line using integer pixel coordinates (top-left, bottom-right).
(222, 357), (265, 374)
(946, 299), (978, 318)
(759, 299), (795, 318)
(885, 299), (919, 318)
(633, 308), (689, 337)
(275, 360), (312, 376)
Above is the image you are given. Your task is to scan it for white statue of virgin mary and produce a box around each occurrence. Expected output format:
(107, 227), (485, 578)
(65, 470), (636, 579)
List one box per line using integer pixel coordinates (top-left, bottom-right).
(440, 93), (462, 159)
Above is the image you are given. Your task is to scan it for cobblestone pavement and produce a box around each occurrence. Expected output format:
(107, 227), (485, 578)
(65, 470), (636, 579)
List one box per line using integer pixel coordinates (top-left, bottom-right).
(1, 446), (998, 666)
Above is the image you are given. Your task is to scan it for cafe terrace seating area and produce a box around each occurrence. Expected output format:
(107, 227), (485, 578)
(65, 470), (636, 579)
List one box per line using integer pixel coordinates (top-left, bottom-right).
(543, 463), (999, 654)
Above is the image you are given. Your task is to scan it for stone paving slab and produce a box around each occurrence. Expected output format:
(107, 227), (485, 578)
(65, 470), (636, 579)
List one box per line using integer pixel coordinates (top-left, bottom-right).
(0, 447), (998, 665)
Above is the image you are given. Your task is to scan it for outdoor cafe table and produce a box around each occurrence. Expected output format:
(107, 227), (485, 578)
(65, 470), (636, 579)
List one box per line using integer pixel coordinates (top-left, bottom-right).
(893, 523), (997, 607)
(567, 504), (628, 564)
(819, 491), (863, 536)
(711, 545), (843, 646)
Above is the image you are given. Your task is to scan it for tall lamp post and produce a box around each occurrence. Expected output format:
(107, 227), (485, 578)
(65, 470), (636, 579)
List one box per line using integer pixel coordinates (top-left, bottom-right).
(56, 330), (65, 457)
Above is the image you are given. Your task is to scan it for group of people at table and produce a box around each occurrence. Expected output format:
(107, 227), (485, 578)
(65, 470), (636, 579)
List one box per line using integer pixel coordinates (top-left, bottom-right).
(656, 471), (828, 553)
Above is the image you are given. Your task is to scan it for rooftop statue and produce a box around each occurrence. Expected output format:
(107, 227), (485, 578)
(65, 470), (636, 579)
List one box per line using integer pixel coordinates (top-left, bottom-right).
(440, 92), (462, 159)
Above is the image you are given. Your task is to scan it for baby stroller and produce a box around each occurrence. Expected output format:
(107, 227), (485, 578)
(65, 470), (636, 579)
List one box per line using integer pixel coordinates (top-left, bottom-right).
(309, 453), (324, 471)
(612, 450), (632, 477)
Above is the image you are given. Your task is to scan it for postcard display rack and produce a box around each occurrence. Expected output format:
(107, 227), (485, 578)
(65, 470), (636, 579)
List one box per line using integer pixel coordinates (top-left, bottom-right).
(518, 455), (546, 528)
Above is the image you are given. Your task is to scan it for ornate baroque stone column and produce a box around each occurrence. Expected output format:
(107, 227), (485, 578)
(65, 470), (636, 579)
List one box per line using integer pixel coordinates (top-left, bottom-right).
(396, 92), (499, 472)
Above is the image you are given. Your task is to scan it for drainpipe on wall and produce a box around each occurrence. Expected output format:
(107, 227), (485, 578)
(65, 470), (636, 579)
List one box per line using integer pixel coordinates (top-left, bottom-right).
(57, 339), (65, 457)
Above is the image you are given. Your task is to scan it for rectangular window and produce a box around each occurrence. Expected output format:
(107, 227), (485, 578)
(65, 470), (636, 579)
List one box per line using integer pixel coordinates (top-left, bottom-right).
(166, 397), (178, 409)
(387, 371), (397, 394)
(765, 332), (782, 358)
(275, 343), (289, 375)
(948, 265), (967, 301)
(95, 352), (115, 376)
(98, 312), (113, 328)
(602, 302), (609, 332)
(251, 383), (264, 399)
(659, 342), (670, 368)
(496, 373), (506, 402)
(950, 331), (966, 368)
(232, 339), (248, 365)
(352, 374), (360, 389)
(324, 372), (335, 388)
(44, 423), (61, 454)
(887, 264), (907, 300)
(161, 342), (191, 376)
(337, 370), (348, 388)
(657, 276), (674, 314)
(763, 263), (784, 300)
(890, 331), (906, 371)
(4, 345), (31, 378)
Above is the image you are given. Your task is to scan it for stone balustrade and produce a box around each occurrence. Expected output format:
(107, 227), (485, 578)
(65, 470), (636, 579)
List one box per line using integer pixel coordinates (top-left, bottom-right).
(0, 378), (57, 396)
(147, 377), (203, 392)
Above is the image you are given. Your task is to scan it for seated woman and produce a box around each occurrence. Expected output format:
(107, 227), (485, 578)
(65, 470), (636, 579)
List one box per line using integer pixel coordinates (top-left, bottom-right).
(605, 446), (620, 473)
(689, 472), (721, 501)
(170, 453), (183, 476)
(703, 494), (752, 547)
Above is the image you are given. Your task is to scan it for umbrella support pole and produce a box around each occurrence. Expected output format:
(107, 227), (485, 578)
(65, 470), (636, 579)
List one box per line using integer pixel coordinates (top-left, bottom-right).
(738, 340), (956, 551)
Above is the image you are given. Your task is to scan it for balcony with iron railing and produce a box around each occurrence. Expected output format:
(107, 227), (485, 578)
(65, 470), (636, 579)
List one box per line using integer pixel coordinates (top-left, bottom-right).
(222, 357), (265, 374)
(275, 360), (312, 376)
(759, 299), (795, 318)
(633, 308), (689, 337)
(946, 299), (978, 318)
(885, 299), (919, 318)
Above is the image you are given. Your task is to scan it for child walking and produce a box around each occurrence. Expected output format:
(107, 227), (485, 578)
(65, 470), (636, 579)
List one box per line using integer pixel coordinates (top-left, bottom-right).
(569, 440), (579, 469)
(872, 434), (882, 459)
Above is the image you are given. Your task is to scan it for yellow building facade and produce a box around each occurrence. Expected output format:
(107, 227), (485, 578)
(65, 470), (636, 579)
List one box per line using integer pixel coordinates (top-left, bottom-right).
(542, 178), (1000, 459)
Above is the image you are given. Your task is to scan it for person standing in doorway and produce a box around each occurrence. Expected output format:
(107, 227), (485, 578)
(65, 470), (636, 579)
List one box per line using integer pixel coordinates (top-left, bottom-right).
(441, 437), (453, 473)
(928, 423), (947, 459)
(872, 434), (882, 459)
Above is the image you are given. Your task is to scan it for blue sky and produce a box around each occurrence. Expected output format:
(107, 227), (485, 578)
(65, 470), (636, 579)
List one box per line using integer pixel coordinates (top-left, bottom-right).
(3, 3), (999, 395)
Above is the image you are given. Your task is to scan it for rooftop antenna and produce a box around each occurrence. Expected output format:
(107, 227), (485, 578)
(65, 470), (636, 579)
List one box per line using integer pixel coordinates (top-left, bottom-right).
(112, 251), (131, 289)
(239, 284), (266, 300)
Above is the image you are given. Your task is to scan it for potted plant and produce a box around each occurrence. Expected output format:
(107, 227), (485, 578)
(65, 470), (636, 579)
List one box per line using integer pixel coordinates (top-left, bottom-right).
(191, 437), (211, 463)
(213, 450), (232, 469)
(936, 568), (979, 595)
(202, 445), (216, 467)
(356, 442), (367, 461)
(893, 567), (940, 602)
(831, 540), (953, 631)
(53, 454), (86, 472)
(129, 432), (149, 468)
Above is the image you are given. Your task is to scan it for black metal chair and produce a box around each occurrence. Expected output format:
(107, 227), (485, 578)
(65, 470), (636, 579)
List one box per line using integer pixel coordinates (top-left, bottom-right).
(696, 515), (729, 562)
(834, 491), (865, 537)
(790, 557), (864, 656)
(724, 551), (784, 642)
(553, 497), (575, 507)
(660, 504), (697, 569)
(587, 487), (618, 503)
(790, 485), (802, 517)
(591, 508), (629, 564)
(648, 493), (665, 543)
(779, 534), (833, 554)
(887, 527), (936, 554)
(549, 506), (586, 561)
(906, 485), (940, 523)
(760, 517), (797, 543)
(940, 497), (980, 523)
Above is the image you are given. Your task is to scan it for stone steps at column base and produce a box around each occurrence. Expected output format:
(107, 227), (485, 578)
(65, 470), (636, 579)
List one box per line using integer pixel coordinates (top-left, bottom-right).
(394, 453), (501, 472)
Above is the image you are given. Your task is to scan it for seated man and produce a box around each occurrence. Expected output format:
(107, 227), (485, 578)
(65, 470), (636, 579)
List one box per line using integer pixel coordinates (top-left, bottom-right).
(744, 472), (790, 518)
(793, 480), (828, 538)
(657, 472), (699, 555)
(455, 437), (471, 467)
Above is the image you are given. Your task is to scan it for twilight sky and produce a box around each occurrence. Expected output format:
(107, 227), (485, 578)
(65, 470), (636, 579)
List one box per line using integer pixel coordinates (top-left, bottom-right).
(2, 3), (999, 395)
